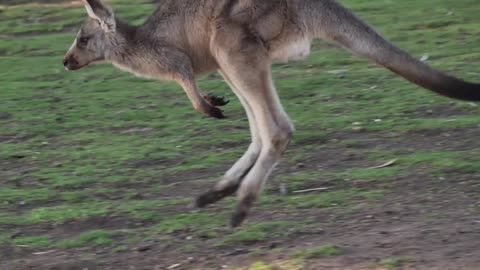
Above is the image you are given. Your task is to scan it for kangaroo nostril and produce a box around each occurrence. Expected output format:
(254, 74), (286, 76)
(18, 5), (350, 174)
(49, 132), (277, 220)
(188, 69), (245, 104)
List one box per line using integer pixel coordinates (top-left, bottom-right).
(70, 57), (79, 66)
(63, 59), (69, 66)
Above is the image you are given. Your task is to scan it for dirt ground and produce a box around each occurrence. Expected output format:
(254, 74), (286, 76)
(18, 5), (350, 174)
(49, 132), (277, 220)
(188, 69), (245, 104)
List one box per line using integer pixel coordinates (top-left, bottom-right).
(2, 123), (480, 270)
(1, 0), (480, 269)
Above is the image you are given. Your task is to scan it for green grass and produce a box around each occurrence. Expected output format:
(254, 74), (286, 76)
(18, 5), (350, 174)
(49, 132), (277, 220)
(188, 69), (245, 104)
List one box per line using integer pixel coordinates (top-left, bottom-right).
(152, 212), (226, 233)
(55, 230), (115, 248)
(0, 233), (10, 245)
(0, 0), (479, 266)
(0, 202), (111, 225)
(218, 221), (294, 246)
(112, 245), (128, 253)
(13, 235), (52, 248)
(0, 188), (57, 204)
(240, 260), (304, 270)
(244, 262), (273, 270)
(379, 257), (414, 269)
(293, 244), (344, 259)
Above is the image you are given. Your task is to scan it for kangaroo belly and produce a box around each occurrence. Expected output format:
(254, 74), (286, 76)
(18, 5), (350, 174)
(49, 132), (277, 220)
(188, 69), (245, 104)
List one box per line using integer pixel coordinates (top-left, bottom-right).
(269, 38), (311, 63)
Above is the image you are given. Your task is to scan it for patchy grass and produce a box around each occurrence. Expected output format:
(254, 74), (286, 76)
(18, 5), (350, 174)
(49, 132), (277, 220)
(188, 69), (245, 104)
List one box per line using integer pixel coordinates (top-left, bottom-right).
(112, 245), (128, 253)
(261, 189), (385, 210)
(0, 202), (111, 225)
(0, 188), (57, 204)
(378, 257), (414, 269)
(293, 244), (344, 259)
(239, 260), (304, 270)
(13, 235), (52, 248)
(218, 221), (295, 246)
(152, 212), (226, 233)
(55, 230), (115, 248)
(0, 0), (479, 268)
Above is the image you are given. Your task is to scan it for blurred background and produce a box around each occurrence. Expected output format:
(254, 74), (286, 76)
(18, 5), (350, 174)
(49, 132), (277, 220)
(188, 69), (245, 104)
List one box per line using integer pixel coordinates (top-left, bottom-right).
(1, 0), (479, 269)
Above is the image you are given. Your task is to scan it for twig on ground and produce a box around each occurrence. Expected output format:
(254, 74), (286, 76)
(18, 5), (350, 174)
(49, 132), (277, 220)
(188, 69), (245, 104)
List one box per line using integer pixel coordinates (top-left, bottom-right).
(293, 187), (332, 194)
(369, 159), (398, 169)
(33, 250), (56, 255)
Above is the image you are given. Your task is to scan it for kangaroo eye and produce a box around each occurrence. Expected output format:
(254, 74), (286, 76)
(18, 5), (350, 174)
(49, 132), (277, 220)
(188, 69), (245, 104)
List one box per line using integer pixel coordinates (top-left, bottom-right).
(78, 37), (90, 46)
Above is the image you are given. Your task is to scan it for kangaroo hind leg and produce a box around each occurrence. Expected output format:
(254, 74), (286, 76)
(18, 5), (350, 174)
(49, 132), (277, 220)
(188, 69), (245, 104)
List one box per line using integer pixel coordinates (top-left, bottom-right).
(215, 44), (293, 227)
(195, 71), (262, 208)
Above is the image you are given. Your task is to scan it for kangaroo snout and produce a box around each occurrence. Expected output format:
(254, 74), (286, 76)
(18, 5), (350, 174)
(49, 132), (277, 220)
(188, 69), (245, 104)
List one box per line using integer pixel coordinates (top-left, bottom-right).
(63, 55), (80, 70)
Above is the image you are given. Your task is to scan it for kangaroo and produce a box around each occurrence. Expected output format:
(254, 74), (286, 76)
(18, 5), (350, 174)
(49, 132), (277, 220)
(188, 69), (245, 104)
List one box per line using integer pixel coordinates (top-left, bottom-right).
(64, 0), (480, 227)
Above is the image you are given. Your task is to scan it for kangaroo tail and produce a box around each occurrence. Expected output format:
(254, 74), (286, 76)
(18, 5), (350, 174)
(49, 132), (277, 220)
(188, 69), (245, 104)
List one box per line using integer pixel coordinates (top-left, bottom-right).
(303, 0), (480, 101)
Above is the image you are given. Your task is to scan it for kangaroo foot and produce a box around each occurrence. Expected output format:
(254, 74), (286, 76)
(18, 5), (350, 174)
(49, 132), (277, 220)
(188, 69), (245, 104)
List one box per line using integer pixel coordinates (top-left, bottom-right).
(195, 183), (239, 208)
(204, 94), (229, 107)
(230, 195), (255, 228)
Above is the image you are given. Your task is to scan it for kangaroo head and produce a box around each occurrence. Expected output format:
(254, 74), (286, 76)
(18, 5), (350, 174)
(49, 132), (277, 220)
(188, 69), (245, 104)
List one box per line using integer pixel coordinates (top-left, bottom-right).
(63, 0), (117, 70)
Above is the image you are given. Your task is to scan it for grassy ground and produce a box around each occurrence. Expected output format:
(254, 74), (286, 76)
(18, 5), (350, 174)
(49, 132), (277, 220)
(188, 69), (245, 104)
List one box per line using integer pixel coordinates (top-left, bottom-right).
(1, 0), (480, 269)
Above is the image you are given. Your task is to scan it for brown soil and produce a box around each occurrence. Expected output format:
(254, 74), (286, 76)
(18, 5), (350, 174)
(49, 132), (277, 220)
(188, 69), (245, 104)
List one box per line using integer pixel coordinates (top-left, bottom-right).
(1, 116), (480, 270)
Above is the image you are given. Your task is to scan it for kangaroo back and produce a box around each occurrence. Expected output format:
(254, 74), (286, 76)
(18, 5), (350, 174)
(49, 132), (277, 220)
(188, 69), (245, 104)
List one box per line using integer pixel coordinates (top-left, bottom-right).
(300, 0), (480, 101)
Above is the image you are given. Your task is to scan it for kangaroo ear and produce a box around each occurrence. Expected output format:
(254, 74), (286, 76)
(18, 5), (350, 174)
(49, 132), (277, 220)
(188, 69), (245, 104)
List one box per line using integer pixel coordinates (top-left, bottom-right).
(82, 0), (116, 32)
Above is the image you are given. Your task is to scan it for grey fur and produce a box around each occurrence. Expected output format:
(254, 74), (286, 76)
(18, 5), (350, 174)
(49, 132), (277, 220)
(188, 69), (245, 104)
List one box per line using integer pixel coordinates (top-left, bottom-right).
(64, 0), (479, 226)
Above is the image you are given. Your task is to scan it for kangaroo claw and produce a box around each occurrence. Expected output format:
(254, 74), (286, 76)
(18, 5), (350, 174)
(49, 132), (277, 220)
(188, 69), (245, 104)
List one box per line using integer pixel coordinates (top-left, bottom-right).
(204, 94), (230, 107)
(195, 184), (240, 208)
(230, 195), (256, 228)
(208, 106), (226, 119)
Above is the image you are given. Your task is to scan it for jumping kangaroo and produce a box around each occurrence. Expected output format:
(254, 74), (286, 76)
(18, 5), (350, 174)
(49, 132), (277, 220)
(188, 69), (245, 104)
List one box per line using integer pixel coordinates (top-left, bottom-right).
(64, 0), (480, 227)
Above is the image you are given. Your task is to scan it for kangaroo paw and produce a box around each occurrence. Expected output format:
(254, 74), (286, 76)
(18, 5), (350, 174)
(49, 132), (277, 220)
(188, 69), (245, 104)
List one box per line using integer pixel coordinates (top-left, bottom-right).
(230, 195), (255, 228)
(207, 106), (226, 119)
(195, 184), (239, 208)
(204, 94), (230, 107)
